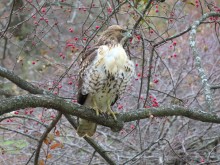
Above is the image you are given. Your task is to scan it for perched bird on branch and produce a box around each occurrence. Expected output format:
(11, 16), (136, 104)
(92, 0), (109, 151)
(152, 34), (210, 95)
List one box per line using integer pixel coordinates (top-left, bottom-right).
(77, 25), (135, 137)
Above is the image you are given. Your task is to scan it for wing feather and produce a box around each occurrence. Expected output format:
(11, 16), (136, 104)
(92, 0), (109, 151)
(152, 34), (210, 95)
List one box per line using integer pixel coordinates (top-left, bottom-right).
(77, 48), (98, 105)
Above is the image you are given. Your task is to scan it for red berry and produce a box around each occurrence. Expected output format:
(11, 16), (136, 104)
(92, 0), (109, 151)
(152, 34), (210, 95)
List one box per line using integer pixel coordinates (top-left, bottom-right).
(130, 124), (135, 129)
(136, 35), (141, 40)
(29, 110), (33, 114)
(66, 43), (73, 47)
(152, 103), (159, 107)
(107, 7), (112, 14)
(154, 79), (159, 83)
(170, 12), (174, 16)
(118, 105), (123, 110)
(68, 81), (73, 85)
(69, 28), (74, 33)
(41, 7), (46, 13)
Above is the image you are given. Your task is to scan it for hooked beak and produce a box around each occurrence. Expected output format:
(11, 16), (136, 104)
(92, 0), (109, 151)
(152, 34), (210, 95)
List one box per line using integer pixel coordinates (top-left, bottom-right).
(123, 30), (132, 38)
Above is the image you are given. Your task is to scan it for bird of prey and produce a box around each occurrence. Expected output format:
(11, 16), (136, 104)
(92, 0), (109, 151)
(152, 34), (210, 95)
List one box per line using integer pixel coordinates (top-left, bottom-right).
(77, 25), (135, 137)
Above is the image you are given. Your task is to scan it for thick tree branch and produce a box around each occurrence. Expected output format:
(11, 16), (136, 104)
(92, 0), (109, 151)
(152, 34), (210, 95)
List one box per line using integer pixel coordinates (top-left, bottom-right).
(0, 94), (124, 131)
(1, 94), (220, 132)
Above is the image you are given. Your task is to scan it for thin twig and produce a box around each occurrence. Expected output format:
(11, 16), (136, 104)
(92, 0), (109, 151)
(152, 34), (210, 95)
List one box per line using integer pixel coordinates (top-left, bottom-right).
(0, 0), (15, 39)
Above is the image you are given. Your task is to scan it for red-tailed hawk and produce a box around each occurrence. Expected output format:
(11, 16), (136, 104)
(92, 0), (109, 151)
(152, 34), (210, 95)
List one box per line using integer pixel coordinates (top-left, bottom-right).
(77, 25), (135, 137)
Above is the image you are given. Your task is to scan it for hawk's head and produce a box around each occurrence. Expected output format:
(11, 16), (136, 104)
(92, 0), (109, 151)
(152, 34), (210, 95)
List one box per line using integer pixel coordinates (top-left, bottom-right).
(97, 25), (131, 45)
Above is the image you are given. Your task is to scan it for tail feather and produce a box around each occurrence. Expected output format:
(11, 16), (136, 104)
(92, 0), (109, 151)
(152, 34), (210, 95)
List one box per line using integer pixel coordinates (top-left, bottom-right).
(77, 118), (97, 137)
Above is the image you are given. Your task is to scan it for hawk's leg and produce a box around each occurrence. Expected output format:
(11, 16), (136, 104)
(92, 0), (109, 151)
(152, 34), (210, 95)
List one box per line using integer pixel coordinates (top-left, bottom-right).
(106, 99), (117, 120)
(91, 97), (103, 116)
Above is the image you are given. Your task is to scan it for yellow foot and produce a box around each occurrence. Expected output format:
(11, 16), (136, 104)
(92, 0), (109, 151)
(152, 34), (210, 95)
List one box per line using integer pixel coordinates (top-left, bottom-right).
(91, 97), (103, 116)
(106, 99), (117, 120)
(90, 107), (103, 116)
(106, 109), (117, 120)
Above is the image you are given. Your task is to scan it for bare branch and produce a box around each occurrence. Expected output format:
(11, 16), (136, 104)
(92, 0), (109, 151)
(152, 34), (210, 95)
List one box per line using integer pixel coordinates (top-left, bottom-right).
(0, 65), (46, 94)
(1, 94), (220, 132)
(0, 0), (15, 39)
(34, 112), (62, 165)
(189, 12), (220, 111)
(65, 114), (117, 165)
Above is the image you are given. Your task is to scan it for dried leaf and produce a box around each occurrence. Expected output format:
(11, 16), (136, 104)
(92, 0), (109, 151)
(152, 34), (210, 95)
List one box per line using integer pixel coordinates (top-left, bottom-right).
(47, 153), (52, 159)
(43, 139), (49, 145)
(50, 142), (62, 150)
(38, 160), (45, 165)
(55, 130), (60, 136)
(44, 133), (54, 145)
(47, 133), (55, 141)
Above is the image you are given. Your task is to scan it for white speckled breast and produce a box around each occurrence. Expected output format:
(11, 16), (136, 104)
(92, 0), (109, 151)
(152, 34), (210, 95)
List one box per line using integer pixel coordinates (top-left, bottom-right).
(81, 44), (135, 110)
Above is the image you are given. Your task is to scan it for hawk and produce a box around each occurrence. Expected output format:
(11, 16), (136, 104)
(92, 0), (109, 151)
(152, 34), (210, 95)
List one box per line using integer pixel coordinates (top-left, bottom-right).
(77, 25), (135, 137)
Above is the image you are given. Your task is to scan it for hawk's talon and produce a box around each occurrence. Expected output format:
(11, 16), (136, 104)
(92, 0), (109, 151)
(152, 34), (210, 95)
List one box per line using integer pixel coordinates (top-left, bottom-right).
(107, 110), (117, 120)
(94, 108), (100, 116)
(107, 105), (117, 120)
(106, 99), (117, 120)
(90, 107), (103, 116)
(91, 98), (103, 116)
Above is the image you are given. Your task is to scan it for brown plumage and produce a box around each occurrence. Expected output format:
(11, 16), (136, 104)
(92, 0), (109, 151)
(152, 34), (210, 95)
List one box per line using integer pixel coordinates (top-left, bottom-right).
(77, 25), (134, 137)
